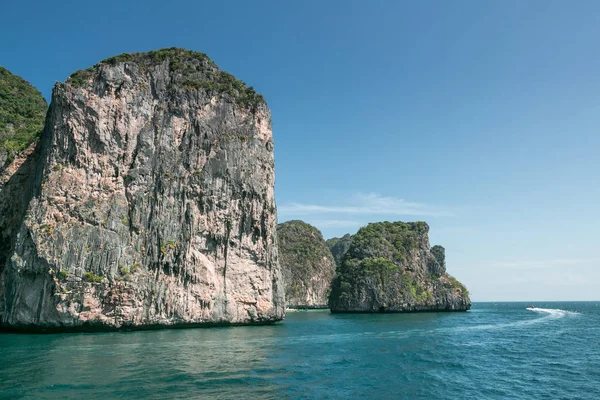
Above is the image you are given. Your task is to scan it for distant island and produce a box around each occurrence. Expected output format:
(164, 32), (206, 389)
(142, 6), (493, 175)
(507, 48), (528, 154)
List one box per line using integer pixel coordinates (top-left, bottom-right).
(327, 221), (470, 312)
(0, 48), (469, 333)
(277, 220), (336, 309)
(280, 220), (470, 313)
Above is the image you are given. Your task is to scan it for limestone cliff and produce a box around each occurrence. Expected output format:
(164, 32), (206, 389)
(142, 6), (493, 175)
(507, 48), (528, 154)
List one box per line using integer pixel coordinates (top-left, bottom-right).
(0, 48), (284, 331)
(277, 220), (336, 309)
(328, 221), (470, 313)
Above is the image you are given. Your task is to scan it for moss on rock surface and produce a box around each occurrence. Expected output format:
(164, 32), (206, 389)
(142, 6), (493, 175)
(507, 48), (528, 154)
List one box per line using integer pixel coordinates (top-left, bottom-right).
(67, 48), (265, 111)
(278, 220), (336, 309)
(0, 67), (47, 167)
(328, 221), (470, 313)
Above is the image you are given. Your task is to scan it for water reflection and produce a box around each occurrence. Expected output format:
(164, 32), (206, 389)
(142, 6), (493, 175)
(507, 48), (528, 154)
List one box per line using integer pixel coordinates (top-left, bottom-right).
(0, 325), (286, 399)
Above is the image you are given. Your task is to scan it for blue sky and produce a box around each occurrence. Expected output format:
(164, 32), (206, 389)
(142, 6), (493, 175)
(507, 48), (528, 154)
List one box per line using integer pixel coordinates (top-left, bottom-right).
(2, 0), (599, 301)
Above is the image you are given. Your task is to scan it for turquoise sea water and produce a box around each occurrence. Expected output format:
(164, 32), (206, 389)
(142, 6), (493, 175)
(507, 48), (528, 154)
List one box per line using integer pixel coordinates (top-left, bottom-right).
(1, 302), (599, 399)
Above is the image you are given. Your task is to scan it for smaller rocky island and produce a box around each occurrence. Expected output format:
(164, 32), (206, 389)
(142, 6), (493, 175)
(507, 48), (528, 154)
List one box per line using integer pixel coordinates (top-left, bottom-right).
(277, 220), (336, 309)
(328, 221), (470, 313)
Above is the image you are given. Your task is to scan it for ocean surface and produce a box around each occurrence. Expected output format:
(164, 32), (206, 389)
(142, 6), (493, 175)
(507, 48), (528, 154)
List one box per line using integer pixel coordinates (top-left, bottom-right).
(1, 302), (599, 399)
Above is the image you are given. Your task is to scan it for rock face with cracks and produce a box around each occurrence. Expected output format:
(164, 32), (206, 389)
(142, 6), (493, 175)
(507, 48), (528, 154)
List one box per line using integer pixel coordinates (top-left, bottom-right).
(0, 48), (284, 331)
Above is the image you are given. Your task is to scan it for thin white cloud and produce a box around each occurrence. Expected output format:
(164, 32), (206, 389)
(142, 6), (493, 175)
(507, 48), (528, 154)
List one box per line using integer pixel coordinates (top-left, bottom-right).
(278, 192), (454, 218)
(488, 258), (600, 269)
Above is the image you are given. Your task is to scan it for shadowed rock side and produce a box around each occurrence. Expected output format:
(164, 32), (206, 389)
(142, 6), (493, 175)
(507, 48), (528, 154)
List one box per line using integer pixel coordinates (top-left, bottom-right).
(0, 48), (284, 332)
(0, 144), (41, 322)
(328, 221), (470, 313)
(326, 233), (353, 268)
(278, 221), (336, 309)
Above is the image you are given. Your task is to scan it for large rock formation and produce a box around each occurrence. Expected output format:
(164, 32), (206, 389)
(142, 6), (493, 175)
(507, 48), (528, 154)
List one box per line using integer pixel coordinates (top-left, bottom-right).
(326, 233), (353, 267)
(329, 221), (470, 313)
(0, 66), (47, 170)
(277, 220), (336, 309)
(0, 48), (284, 331)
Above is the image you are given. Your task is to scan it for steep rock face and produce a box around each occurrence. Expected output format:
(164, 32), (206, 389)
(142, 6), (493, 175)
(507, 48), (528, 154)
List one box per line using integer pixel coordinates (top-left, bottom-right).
(0, 66), (47, 170)
(326, 233), (353, 267)
(0, 48), (284, 331)
(277, 220), (336, 308)
(0, 144), (40, 320)
(329, 221), (470, 313)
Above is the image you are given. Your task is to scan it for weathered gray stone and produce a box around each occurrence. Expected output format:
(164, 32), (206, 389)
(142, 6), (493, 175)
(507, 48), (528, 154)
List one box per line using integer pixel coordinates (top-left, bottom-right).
(0, 49), (284, 331)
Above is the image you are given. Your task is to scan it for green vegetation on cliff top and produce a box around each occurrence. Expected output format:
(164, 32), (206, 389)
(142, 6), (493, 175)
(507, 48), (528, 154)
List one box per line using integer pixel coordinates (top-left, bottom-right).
(68, 48), (265, 111)
(278, 220), (333, 271)
(346, 221), (428, 265)
(0, 67), (47, 160)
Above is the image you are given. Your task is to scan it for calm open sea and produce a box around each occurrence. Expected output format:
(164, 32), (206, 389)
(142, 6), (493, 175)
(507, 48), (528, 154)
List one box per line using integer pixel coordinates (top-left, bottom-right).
(1, 302), (598, 399)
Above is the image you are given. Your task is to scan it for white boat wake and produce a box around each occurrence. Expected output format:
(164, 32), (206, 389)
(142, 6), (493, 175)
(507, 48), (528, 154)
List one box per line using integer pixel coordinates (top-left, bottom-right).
(526, 307), (579, 317)
(447, 307), (580, 334)
(232, 307), (583, 346)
